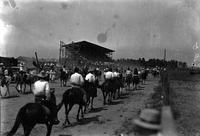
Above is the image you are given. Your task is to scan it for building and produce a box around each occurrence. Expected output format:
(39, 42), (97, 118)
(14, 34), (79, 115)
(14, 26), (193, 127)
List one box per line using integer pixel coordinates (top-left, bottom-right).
(59, 40), (114, 66)
(0, 56), (18, 67)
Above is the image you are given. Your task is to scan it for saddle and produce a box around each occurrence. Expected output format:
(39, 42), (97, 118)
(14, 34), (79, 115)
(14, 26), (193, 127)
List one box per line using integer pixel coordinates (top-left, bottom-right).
(42, 105), (51, 116)
(35, 97), (51, 115)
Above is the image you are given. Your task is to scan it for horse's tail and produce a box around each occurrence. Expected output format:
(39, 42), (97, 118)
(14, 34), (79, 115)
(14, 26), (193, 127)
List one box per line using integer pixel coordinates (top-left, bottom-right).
(57, 91), (67, 111)
(7, 107), (24, 136)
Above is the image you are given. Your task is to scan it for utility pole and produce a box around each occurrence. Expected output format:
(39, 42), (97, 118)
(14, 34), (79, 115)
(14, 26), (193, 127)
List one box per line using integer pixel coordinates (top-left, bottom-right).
(35, 52), (39, 73)
(59, 41), (62, 64)
(164, 49), (166, 61)
(163, 49), (166, 69)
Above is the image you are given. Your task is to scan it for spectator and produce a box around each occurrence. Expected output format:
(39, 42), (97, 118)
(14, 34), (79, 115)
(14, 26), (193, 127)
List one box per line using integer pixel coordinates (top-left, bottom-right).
(132, 109), (162, 136)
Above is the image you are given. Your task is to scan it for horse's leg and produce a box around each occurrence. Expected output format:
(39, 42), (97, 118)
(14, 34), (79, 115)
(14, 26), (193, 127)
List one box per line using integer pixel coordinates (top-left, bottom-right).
(77, 105), (81, 122)
(6, 84), (10, 97)
(23, 83), (26, 94)
(28, 82), (32, 93)
(60, 79), (62, 87)
(103, 92), (106, 105)
(15, 82), (20, 93)
(19, 83), (23, 93)
(81, 105), (84, 119)
(63, 103), (73, 126)
(64, 79), (67, 86)
(91, 97), (94, 109)
(108, 91), (111, 103)
(85, 97), (90, 112)
(22, 123), (34, 136)
(46, 124), (52, 136)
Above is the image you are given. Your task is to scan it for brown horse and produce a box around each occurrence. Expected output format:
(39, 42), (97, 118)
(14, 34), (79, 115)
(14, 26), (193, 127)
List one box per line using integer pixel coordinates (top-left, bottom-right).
(6, 90), (59, 136)
(15, 72), (37, 94)
(84, 79), (99, 110)
(57, 87), (87, 127)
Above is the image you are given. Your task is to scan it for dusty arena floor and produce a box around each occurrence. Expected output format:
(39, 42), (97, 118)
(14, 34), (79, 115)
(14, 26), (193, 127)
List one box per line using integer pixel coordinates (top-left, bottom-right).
(1, 76), (158, 136)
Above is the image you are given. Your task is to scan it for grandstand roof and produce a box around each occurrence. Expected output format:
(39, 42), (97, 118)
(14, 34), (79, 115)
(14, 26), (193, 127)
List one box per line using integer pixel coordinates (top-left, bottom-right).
(62, 40), (114, 53)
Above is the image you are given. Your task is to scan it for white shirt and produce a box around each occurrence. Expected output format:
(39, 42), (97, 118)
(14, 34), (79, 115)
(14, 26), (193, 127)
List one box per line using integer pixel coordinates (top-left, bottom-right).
(113, 72), (120, 78)
(4, 69), (8, 75)
(33, 80), (50, 98)
(70, 72), (84, 86)
(126, 70), (131, 75)
(104, 71), (113, 79)
(85, 73), (96, 83)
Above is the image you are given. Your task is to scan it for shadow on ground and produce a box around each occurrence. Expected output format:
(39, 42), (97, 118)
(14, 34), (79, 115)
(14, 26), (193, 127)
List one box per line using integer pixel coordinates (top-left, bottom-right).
(62, 115), (100, 128)
(88, 107), (107, 113)
(1, 95), (20, 99)
(108, 100), (123, 105)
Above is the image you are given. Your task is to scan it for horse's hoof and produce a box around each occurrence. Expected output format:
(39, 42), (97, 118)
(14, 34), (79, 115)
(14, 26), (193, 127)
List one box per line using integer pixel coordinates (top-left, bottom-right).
(62, 123), (70, 128)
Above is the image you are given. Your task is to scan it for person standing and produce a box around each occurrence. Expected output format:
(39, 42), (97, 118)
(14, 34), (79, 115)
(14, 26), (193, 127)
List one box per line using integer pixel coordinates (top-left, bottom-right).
(132, 109), (162, 136)
(133, 68), (139, 90)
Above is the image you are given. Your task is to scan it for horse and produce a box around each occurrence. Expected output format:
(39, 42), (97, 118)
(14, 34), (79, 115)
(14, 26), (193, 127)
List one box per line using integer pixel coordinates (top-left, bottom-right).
(15, 71), (37, 94)
(113, 74), (124, 99)
(60, 69), (69, 87)
(125, 74), (132, 89)
(84, 79), (99, 110)
(99, 79), (116, 105)
(6, 90), (59, 136)
(141, 70), (148, 84)
(0, 74), (11, 97)
(132, 74), (140, 90)
(57, 87), (87, 127)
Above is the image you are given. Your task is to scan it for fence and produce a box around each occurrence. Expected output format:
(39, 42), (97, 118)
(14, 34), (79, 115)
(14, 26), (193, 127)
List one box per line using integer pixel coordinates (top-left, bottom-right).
(160, 70), (178, 136)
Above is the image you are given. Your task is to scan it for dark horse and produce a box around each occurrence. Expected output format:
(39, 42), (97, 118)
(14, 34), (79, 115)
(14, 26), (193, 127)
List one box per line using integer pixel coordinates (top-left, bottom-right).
(113, 75), (124, 99)
(84, 79), (99, 110)
(6, 90), (59, 136)
(15, 72), (37, 94)
(125, 74), (132, 89)
(100, 79), (116, 105)
(60, 69), (69, 87)
(57, 87), (87, 127)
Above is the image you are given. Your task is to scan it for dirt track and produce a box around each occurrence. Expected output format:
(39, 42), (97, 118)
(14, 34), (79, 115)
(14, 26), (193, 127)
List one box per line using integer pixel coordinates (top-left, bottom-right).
(1, 76), (159, 136)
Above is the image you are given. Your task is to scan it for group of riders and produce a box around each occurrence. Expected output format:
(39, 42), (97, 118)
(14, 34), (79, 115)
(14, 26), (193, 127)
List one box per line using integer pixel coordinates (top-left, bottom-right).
(2, 64), (159, 136)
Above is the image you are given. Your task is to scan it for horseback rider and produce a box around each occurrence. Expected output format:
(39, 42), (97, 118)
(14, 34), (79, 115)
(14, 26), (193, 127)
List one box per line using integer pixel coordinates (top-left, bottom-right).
(104, 67), (114, 82)
(113, 68), (120, 79)
(32, 70), (59, 124)
(85, 68), (97, 97)
(70, 67), (85, 88)
(133, 67), (140, 90)
(126, 67), (132, 76)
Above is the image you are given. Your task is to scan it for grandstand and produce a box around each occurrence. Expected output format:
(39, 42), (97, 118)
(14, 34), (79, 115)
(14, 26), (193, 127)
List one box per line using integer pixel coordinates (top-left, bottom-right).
(59, 40), (114, 66)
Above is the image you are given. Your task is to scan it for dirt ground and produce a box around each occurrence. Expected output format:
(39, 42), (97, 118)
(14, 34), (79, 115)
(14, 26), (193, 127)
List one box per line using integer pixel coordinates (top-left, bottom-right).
(170, 74), (200, 136)
(1, 75), (159, 136)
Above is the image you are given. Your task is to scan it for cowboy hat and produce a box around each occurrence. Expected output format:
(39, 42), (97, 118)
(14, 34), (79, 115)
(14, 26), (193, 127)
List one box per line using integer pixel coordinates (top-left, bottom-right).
(37, 70), (46, 78)
(133, 109), (161, 130)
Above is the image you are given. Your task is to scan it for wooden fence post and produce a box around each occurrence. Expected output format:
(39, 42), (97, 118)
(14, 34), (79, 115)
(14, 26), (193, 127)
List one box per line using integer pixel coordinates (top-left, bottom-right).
(161, 106), (177, 136)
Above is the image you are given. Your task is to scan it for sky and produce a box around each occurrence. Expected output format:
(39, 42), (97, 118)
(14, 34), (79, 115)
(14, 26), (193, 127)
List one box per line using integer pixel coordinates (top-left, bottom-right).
(0, 0), (200, 65)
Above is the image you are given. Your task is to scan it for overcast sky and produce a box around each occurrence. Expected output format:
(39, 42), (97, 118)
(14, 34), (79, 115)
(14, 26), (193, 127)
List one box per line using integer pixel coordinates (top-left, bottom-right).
(1, 0), (200, 65)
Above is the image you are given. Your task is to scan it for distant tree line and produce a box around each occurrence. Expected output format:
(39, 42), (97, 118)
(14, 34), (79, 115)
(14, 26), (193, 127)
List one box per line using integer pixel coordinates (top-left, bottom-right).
(116, 58), (187, 69)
